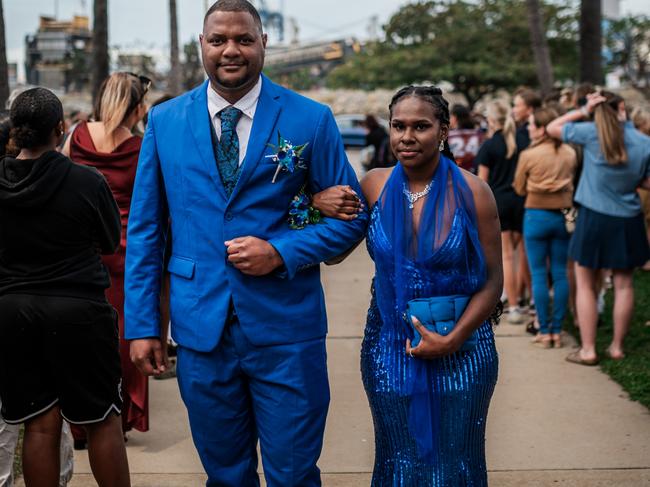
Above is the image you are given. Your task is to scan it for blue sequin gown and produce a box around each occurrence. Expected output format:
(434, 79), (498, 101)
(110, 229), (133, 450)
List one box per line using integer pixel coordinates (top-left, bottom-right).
(361, 203), (499, 486)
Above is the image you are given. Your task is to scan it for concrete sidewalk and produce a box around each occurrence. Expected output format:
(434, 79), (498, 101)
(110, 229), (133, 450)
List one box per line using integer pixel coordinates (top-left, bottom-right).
(39, 244), (650, 487)
(20, 151), (650, 486)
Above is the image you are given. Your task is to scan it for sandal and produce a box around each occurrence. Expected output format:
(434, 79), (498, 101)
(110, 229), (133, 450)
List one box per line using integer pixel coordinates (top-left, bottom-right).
(565, 350), (599, 366)
(531, 333), (552, 349)
(551, 334), (563, 349)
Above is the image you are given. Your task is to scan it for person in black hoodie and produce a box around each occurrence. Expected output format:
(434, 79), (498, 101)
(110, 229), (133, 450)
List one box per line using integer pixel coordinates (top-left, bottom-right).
(0, 88), (131, 486)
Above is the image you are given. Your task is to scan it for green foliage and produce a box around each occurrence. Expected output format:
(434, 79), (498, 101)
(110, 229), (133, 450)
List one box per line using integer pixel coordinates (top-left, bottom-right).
(182, 40), (205, 91)
(327, 0), (578, 105)
(263, 66), (320, 91)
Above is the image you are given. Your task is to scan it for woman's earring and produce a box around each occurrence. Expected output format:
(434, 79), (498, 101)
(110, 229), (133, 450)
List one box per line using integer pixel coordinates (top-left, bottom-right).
(439, 140), (445, 152)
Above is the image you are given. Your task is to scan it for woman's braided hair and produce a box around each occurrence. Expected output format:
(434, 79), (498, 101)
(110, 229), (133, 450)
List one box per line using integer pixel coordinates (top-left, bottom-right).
(388, 85), (455, 161)
(389, 85), (504, 327)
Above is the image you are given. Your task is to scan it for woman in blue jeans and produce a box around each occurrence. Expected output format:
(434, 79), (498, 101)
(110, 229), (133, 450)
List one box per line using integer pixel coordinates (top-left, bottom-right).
(514, 107), (577, 348)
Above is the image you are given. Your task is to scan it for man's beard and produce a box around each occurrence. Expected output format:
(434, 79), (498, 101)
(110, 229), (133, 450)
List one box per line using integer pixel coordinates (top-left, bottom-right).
(216, 74), (251, 89)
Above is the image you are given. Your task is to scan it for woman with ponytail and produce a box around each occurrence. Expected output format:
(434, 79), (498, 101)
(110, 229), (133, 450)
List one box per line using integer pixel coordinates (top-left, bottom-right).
(476, 101), (528, 324)
(514, 108), (577, 348)
(63, 72), (154, 447)
(313, 86), (502, 485)
(548, 91), (650, 365)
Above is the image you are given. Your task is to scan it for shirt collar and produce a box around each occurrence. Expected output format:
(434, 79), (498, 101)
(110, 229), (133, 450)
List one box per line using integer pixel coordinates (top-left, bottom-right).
(207, 76), (262, 121)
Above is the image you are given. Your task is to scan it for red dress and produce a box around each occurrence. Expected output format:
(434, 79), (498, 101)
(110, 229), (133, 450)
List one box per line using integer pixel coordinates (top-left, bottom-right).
(69, 122), (148, 435)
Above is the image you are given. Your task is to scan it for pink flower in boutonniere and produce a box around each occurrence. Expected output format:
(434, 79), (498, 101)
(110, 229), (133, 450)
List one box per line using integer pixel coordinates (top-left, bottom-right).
(266, 132), (309, 183)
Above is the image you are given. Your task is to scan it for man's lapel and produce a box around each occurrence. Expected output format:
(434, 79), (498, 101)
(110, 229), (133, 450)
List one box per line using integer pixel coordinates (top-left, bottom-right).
(187, 80), (228, 201)
(229, 75), (281, 201)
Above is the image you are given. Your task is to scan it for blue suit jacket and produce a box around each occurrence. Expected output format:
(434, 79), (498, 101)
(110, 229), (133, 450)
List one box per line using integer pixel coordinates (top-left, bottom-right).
(124, 76), (368, 351)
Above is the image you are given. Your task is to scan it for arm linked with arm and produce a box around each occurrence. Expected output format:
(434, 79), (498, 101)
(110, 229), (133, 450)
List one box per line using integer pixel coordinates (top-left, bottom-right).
(269, 107), (369, 279)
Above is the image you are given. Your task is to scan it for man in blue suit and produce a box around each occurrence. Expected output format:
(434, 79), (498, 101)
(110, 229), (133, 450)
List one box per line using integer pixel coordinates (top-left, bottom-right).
(124, 1), (367, 485)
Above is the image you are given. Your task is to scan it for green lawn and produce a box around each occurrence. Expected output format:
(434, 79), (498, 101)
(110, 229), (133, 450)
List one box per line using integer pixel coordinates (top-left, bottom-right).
(571, 270), (650, 410)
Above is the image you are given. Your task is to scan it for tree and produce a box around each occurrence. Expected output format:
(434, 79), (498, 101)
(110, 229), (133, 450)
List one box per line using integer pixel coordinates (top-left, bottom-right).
(181, 40), (204, 91)
(327, 0), (577, 106)
(92, 0), (109, 103)
(0, 0), (9, 107)
(168, 0), (181, 95)
(579, 0), (602, 84)
(605, 15), (650, 91)
(526, 0), (554, 95)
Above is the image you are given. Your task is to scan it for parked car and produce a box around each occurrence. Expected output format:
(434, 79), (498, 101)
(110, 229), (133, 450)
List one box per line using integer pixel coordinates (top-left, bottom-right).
(335, 114), (389, 148)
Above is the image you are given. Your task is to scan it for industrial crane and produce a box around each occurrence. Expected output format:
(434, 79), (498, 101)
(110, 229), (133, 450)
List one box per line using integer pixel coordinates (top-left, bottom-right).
(252, 0), (285, 42)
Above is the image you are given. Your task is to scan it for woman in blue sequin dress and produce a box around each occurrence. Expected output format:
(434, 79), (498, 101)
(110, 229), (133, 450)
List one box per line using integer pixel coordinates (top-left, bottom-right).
(318, 86), (502, 486)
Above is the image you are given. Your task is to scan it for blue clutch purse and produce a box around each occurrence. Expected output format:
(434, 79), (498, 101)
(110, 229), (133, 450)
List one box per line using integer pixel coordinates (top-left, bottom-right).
(405, 295), (477, 351)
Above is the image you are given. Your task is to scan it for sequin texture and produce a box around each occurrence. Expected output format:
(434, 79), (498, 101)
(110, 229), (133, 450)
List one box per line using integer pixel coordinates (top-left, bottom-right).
(361, 204), (499, 486)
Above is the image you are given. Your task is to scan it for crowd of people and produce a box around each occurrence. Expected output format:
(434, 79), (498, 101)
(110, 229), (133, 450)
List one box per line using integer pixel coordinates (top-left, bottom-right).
(0, 0), (649, 486)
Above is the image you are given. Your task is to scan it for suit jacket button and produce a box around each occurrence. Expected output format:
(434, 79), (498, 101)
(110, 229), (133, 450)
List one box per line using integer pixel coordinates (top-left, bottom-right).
(225, 212), (234, 221)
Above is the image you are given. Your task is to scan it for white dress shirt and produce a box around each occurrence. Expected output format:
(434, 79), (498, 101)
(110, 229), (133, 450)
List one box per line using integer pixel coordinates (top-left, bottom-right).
(207, 76), (262, 166)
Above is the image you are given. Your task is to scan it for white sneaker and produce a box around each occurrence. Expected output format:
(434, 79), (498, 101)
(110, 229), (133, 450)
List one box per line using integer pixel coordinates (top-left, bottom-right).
(507, 308), (526, 324)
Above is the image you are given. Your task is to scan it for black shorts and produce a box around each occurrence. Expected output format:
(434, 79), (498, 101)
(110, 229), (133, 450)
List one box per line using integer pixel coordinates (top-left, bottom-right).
(0, 294), (122, 425)
(495, 192), (525, 233)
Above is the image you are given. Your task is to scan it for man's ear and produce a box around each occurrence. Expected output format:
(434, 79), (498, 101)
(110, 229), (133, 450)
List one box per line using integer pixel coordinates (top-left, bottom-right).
(262, 33), (268, 49)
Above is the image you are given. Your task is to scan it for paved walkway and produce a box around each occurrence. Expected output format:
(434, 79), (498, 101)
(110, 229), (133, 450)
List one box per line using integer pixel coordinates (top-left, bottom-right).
(37, 244), (650, 486)
(20, 153), (650, 486)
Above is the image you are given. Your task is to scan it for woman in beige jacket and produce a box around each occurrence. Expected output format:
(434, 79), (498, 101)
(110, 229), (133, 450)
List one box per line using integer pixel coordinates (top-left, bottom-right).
(514, 107), (577, 348)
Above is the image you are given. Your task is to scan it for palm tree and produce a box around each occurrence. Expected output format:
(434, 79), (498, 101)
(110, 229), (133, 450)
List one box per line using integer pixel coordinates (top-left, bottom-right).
(92, 0), (109, 103)
(0, 0), (9, 108)
(526, 0), (554, 96)
(580, 0), (603, 84)
(168, 0), (181, 96)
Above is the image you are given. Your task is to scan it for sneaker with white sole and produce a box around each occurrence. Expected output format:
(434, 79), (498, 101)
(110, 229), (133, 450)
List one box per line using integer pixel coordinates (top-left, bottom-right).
(507, 308), (526, 324)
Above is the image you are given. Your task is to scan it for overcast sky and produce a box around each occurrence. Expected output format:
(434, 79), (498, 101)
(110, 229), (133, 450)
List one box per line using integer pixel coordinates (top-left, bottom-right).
(6, 0), (650, 79)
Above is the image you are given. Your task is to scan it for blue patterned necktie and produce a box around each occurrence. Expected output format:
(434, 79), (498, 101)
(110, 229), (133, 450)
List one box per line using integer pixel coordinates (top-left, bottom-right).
(216, 106), (243, 197)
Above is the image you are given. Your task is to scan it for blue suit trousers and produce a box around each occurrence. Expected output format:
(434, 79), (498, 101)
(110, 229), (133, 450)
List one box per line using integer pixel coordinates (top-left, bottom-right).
(176, 317), (330, 487)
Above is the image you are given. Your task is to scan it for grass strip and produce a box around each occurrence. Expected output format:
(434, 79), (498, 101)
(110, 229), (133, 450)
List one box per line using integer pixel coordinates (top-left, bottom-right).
(570, 270), (650, 410)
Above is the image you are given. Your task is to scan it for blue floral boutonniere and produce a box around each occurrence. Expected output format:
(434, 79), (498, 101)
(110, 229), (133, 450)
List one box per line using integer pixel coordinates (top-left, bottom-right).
(288, 188), (322, 230)
(266, 132), (309, 183)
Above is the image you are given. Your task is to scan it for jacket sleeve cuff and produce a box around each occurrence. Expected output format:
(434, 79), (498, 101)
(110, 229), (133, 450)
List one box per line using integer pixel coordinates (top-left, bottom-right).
(268, 238), (297, 280)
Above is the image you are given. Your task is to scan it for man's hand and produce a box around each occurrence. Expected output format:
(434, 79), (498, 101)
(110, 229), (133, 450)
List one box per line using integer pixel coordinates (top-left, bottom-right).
(225, 236), (284, 276)
(130, 338), (168, 377)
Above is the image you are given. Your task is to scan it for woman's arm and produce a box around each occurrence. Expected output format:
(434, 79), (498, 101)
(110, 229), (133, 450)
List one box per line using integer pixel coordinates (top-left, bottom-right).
(639, 178), (650, 191)
(512, 151), (528, 196)
(477, 165), (489, 182)
(323, 168), (391, 265)
(547, 92), (607, 140)
(407, 175), (503, 358)
(312, 185), (364, 220)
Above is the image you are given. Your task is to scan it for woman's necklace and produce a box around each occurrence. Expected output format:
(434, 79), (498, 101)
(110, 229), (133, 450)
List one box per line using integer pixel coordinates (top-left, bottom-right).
(403, 182), (433, 209)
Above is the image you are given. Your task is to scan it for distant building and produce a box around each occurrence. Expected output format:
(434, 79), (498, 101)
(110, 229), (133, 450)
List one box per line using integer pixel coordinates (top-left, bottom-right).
(25, 15), (92, 93)
(116, 53), (157, 81)
(7, 63), (18, 90)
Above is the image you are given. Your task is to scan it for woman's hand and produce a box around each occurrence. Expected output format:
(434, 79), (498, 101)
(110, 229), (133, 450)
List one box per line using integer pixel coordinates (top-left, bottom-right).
(584, 92), (607, 115)
(312, 185), (364, 220)
(405, 316), (459, 359)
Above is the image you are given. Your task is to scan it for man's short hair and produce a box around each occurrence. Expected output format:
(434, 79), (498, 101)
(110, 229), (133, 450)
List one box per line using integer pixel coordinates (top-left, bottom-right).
(204, 0), (264, 33)
(515, 88), (542, 110)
